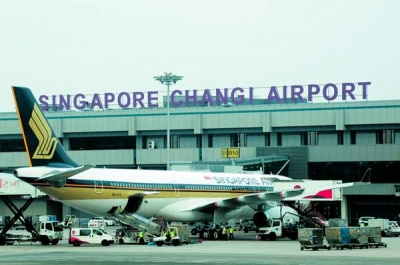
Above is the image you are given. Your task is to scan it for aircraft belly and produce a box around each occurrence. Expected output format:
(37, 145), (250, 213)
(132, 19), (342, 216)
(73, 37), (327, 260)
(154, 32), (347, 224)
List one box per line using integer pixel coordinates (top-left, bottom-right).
(62, 199), (129, 216)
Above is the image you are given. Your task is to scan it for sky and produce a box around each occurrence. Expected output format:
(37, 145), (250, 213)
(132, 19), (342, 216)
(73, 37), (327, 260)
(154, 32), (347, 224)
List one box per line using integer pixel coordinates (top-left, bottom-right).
(1, 0), (399, 112)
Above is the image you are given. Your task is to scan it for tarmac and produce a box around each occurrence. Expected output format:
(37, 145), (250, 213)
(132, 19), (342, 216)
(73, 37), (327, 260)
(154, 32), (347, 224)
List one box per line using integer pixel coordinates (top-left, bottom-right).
(0, 228), (399, 265)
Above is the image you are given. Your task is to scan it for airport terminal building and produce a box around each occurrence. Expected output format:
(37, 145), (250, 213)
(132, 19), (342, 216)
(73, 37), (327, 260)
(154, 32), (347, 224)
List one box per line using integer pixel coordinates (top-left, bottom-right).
(0, 89), (400, 224)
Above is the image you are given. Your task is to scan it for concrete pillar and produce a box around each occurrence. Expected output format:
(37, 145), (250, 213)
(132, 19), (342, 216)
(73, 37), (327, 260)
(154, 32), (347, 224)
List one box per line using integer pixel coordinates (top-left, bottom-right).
(341, 196), (348, 220)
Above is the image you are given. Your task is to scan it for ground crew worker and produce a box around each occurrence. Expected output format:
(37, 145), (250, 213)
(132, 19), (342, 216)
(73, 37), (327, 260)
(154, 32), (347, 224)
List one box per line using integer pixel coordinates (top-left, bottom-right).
(165, 229), (171, 241)
(229, 226), (234, 240)
(138, 230), (145, 245)
(222, 226), (227, 241)
(65, 216), (72, 227)
(169, 229), (175, 239)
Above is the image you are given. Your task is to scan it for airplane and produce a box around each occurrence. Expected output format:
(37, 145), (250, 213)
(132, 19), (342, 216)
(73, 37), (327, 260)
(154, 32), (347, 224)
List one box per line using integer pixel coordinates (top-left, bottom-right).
(10, 86), (366, 231)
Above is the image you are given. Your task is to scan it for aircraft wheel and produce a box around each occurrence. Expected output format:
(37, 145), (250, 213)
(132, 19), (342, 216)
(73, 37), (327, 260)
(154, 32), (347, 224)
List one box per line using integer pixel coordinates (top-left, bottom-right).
(0, 235), (6, 246)
(41, 236), (50, 245)
(212, 231), (219, 240)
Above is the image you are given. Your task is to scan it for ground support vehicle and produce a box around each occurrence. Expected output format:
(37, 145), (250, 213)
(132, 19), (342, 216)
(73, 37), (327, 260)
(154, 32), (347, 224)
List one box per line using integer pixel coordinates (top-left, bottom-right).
(298, 228), (331, 251)
(88, 219), (106, 230)
(359, 216), (375, 227)
(0, 217), (63, 246)
(258, 219), (298, 241)
(387, 221), (400, 237)
(153, 225), (189, 247)
(367, 219), (400, 237)
(91, 216), (116, 226)
(115, 226), (150, 244)
(69, 227), (114, 247)
(62, 215), (77, 228)
(70, 218), (90, 228)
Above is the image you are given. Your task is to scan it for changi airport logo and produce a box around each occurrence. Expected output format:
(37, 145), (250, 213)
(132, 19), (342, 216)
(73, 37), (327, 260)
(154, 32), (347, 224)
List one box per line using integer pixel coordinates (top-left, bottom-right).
(29, 104), (58, 159)
(38, 81), (371, 111)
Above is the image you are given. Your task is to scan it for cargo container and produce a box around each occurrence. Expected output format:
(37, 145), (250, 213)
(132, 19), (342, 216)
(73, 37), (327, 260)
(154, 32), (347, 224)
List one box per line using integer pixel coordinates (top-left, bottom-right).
(349, 227), (369, 248)
(328, 218), (348, 228)
(366, 227), (387, 248)
(325, 227), (352, 249)
(298, 228), (331, 251)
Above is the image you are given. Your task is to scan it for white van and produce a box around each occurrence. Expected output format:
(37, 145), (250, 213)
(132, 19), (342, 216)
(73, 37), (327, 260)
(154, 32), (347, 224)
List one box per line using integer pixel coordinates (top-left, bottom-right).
(69, 228), (114, 246)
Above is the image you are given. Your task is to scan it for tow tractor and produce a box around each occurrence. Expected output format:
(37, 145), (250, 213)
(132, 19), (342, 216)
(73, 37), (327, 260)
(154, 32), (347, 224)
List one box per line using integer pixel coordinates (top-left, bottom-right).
(153, 225), (189, 246)
(115, 226), (150, 244)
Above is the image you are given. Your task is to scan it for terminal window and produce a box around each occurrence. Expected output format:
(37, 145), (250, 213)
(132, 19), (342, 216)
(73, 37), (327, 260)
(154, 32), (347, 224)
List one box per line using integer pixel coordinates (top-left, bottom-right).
(0, 139), (25, 152)
(376, 130), (395, 144)
(69, 136), (135, 150)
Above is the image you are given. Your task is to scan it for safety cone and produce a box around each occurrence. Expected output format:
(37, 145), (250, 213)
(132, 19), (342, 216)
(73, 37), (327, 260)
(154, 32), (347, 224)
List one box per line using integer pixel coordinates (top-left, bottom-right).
(255, 234), (259, 241)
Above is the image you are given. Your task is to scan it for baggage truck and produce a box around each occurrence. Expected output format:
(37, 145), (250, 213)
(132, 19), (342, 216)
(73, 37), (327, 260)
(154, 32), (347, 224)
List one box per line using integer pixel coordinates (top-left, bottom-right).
(0, 217), (63, 246)
(258, 218), (298, 241)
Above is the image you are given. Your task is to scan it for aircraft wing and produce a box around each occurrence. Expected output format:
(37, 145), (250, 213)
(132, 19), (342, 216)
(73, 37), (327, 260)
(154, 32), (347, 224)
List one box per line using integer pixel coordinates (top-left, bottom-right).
(183, 181), (367, 212)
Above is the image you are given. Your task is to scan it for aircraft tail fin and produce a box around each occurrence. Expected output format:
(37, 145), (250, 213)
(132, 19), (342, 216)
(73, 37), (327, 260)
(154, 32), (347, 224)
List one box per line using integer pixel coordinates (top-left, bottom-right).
(12, 86), (79, 168)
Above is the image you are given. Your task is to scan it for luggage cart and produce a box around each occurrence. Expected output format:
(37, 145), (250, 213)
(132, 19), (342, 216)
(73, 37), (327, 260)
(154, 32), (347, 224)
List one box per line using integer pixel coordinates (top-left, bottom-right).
(349, 227), (369, 249)
(298, 228), (331, 251)
(331, 243), (353, 250)
(300, 244), (331, 251)
(349, 242), (369, 249)
(368, 242), (387, 248)
(366, 226), (387, 248)
(325, 227), (353, 250)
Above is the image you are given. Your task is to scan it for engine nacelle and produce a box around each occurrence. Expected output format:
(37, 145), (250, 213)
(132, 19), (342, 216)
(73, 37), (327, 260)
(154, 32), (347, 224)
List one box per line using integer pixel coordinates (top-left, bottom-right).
(253, 206), (299, 228)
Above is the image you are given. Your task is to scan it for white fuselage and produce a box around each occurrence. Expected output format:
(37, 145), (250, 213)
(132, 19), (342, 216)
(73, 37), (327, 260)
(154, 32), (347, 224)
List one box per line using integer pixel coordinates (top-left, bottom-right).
(14, 166), (288, 221)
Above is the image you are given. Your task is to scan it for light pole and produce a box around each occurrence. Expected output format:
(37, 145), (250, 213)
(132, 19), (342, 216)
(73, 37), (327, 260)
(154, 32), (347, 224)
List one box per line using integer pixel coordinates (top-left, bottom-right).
(154, 72), (183, 170)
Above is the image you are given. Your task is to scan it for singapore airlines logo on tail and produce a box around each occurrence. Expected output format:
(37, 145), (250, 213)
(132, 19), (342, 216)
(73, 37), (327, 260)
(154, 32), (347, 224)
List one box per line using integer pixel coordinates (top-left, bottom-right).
(29, 104), (58, 159)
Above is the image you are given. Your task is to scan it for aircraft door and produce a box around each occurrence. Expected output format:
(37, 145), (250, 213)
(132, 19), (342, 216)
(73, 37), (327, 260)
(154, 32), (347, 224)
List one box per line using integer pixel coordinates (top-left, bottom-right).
(253, 183), (260, 194)
(93, 178), (103, 194)
(171, 175), (180, 196)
